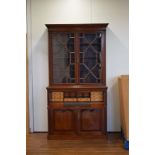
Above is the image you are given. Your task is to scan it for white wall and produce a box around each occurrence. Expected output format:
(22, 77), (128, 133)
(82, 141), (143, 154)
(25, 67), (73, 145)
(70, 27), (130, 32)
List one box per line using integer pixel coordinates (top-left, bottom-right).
(27, 0), (129, 132)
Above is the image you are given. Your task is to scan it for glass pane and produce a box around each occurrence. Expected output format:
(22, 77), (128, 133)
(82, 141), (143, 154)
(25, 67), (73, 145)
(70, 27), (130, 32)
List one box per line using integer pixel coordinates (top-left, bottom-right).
(52, 33), (75, 83)
(79, 32), (102, 83)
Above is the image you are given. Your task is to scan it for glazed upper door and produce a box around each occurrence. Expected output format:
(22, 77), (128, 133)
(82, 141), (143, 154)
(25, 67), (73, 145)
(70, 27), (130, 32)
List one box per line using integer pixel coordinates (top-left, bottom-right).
(79, 32), (102, 83)
(51, 31), (103, 84)
(52, 32), (76, 83)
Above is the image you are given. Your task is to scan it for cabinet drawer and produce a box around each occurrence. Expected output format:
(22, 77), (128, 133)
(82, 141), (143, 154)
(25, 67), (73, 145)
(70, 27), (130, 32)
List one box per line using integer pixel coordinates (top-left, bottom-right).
(64, 98), (77, 102)
(77, 98), (90, 102)
(91, 91), (104, 101)
(49, 92), (63, 101)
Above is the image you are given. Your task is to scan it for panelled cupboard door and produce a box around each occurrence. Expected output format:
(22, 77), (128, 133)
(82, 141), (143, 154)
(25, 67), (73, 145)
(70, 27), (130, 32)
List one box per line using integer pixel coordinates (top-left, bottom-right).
(80, 109), (102, 131)
(52, 33), (76, 83)
(50, 31), (105, 84)
(53, 109), (75, 131)
(79, 32), (103, 83)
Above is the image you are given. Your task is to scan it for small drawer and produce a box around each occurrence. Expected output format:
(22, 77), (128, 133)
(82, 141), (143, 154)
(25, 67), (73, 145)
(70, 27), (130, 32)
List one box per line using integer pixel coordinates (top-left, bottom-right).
(91, 91), (104, 101)
(64, 92), (76, 98)
(64, 98), (77, 102)
(77, 98), (90, 102)
(49, 92), (63, 101)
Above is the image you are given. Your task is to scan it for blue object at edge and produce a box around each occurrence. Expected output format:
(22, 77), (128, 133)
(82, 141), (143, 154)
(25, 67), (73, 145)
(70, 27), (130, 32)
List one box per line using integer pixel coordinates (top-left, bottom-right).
(124, 140), (129, 150)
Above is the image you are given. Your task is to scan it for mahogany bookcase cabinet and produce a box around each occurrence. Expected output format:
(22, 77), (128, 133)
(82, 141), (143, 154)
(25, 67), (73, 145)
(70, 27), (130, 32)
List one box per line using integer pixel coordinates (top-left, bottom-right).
(46, 24), (108, 139)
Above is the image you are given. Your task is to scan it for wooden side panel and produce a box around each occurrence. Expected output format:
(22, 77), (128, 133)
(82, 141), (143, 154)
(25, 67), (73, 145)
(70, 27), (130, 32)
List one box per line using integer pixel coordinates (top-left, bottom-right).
(118, 75), (129, 140)
(80, 109), (101, 131)
(54, 110), (75, 131)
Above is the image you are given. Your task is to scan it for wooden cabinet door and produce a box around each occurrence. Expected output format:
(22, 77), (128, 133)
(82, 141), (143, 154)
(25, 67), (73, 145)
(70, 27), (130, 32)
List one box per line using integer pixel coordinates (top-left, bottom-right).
(52, 32), (76, 84)
(79, 109), (102, 131)
(53, 110), (75, 131)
